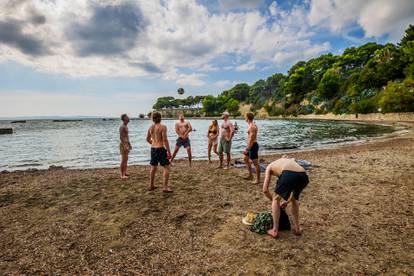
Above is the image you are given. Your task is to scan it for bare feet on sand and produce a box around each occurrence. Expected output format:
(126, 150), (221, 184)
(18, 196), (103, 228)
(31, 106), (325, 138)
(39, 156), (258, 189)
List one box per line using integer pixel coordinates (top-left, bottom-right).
(293, 227), (303, 236)
(148, 186), (158, 191)
(267, 229), (279, 238)
(121, 175), (129, 179)
(243, 175), (253, 180)
(163, 188), (173, 193)
(251, 179), (260, 184)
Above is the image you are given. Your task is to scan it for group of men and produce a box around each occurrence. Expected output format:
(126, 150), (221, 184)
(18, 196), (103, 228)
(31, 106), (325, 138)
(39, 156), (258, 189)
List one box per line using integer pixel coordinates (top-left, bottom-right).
(119, 111), (308, 238)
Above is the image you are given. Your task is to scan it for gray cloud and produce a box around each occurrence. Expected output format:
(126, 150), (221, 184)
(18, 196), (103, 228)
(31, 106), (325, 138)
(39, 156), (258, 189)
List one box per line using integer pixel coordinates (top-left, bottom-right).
(218, 0), (263, 10)
(68, 3), (145, 57)
(0, 20), (49, 56)
(129, 62), (163, 73)
(30, 14), (46, 25)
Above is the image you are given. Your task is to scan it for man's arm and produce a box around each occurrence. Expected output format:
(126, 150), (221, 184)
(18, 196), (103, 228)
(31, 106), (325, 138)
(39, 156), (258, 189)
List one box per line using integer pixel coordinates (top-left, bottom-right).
(185, 122), (193, 136)
(146, 128), (152, 145)
(262, 167), (273, 201)
(163, 126), (171, 156)
(175, 122), (181, 136)
(280, 193), (293, 209)
(229, 122), (235, 140)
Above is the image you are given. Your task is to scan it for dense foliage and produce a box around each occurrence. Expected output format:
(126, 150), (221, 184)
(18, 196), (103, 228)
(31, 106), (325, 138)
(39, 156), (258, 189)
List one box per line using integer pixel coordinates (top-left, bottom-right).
(154, 25), (414, 116)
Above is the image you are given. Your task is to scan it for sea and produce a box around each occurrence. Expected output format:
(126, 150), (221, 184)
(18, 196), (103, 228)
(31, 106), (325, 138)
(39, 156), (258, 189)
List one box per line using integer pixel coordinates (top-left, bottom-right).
(0, 118), (396, 171)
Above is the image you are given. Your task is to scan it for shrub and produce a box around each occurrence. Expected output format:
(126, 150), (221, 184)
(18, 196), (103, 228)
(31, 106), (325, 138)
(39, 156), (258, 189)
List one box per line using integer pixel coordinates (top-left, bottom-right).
(378, 79), (414, 112)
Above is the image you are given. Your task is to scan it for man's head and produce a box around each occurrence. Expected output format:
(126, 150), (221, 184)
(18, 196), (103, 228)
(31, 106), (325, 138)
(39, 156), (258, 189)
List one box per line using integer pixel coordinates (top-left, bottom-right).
(178, 112), (185, 122)
(222, 111), (230, 120)
(245, 112), (254, 122)
(152, 111), (162, 124)
(121, 114), (129, 124)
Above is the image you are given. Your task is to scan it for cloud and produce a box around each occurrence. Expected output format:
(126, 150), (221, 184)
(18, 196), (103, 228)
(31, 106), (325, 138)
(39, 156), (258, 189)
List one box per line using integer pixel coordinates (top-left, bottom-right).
(308, 0), (414, 39)
(176, 73), (206, 87)
(235, 62), (256, 72)
(0, 19), (49, 56)
(129, 62), (163, 73)
(218, 0), (263, 11)
(67, 2), (146, 57)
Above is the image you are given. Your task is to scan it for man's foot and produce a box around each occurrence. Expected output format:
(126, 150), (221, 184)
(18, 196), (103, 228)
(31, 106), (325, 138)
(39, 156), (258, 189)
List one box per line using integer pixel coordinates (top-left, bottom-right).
(163, 188), (173, 193)
(148, 186), (158, 191)
(267, 229), (279, 238)
(223, 166), (230, 170)
(293, 227), (303, 236)
(216, 165), (223, 169)
(121, 175), (129, 179)
(243, 175), (253, 180)
(251, 179), (260, 184)
(125, 173), (130, 177)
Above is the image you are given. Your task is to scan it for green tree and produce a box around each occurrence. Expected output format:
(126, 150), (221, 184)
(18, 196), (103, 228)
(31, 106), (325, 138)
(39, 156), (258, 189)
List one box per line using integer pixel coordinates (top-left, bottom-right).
(317, 68), (341, 99)
(226, 98), (240, 116)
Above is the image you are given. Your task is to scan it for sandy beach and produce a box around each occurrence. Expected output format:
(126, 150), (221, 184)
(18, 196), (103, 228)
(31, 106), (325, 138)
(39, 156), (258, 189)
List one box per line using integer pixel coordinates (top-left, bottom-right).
(1, 125), (413, 275)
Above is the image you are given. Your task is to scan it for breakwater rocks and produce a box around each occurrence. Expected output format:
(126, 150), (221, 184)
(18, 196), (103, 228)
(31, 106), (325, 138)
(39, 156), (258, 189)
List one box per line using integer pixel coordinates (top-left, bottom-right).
(0, 128), (13, 135)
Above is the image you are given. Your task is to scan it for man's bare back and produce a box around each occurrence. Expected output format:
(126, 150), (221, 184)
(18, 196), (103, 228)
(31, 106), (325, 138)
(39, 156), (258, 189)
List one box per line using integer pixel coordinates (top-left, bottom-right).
(148, 124), (167, 148)
(267, 158), (305, 177)
(247, 122), (258, 145)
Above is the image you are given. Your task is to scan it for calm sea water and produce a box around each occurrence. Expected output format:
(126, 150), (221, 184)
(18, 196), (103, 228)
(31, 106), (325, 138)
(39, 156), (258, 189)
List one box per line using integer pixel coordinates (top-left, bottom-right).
(0, 119), (394, 171)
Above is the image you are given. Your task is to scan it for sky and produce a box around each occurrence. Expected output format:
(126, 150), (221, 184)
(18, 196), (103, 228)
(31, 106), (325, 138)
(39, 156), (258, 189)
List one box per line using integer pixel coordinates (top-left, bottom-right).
(0, 0), (413, 118)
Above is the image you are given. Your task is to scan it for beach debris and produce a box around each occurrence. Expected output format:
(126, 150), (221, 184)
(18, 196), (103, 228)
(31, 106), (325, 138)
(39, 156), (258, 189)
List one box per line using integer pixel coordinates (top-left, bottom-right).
(233, 160), (267, 173)
(48, 165), (64, 170)
(0, 128), (13, 135)
(295, 159), (320, 170)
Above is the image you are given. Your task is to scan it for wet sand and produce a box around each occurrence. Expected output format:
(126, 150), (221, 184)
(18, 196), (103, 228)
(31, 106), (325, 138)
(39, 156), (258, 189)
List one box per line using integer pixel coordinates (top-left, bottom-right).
(1, 129), (413, 274)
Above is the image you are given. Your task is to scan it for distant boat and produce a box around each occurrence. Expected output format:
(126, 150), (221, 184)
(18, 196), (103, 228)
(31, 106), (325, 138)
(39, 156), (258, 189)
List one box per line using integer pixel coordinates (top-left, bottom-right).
(10, 120), (26, 124)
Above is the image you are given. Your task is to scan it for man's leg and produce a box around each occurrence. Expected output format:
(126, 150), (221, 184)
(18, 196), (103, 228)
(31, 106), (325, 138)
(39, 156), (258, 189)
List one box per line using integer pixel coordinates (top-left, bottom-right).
(163, 165), (172, 192)
(149, 165), (157, 190)
(224, 152), (231, 169)
(121, 153), (128, 179)
(291, 198), (302, 235)
(253, 159), (260, 184)
(170, 145), (180, 163)
(267, 195), (281, 238)
(243, 155), (253, 180)
(186, 146), (192, 166)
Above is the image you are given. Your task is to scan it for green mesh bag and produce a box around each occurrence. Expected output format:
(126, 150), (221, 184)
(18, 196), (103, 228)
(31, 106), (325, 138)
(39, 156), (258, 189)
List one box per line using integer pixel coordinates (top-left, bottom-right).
(250, 212), (273, 234)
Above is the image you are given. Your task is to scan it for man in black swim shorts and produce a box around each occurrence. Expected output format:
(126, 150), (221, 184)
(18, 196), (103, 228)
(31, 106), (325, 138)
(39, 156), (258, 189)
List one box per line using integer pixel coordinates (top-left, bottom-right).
(262, 158), (309, 238)
(243, 112), (260, 184)
(146, 112), (173, 193)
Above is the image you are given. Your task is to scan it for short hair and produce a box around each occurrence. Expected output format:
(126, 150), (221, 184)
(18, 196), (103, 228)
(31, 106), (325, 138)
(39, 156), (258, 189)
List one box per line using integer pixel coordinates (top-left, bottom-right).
(121, 114), (128, 121)
(246, 112), (254, 121)
(152, 111), (162, 123)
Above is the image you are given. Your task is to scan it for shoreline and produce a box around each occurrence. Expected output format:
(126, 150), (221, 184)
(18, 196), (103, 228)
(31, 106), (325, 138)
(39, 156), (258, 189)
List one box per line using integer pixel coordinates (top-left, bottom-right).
(2, 121), (412, 174)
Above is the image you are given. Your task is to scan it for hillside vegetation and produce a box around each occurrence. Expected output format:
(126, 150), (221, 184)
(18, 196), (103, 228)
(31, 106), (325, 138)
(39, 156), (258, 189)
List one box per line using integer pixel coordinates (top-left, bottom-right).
(153, 25), (414, 117)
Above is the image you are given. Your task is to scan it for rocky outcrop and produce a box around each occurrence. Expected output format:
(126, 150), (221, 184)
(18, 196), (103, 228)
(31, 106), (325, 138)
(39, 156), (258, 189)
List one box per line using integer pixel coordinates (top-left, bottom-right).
(0, 128), (13, 135)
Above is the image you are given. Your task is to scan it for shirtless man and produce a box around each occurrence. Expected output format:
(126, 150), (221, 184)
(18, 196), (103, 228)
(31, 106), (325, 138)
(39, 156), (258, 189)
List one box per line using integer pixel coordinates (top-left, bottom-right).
(262, 158), (309, 238)
(243, 112), (260, 184)
(170, 113), (193, 166)
(119, 114), (131, 179)
(218, 111), (235, 170)
(146, 112), (173, 192)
